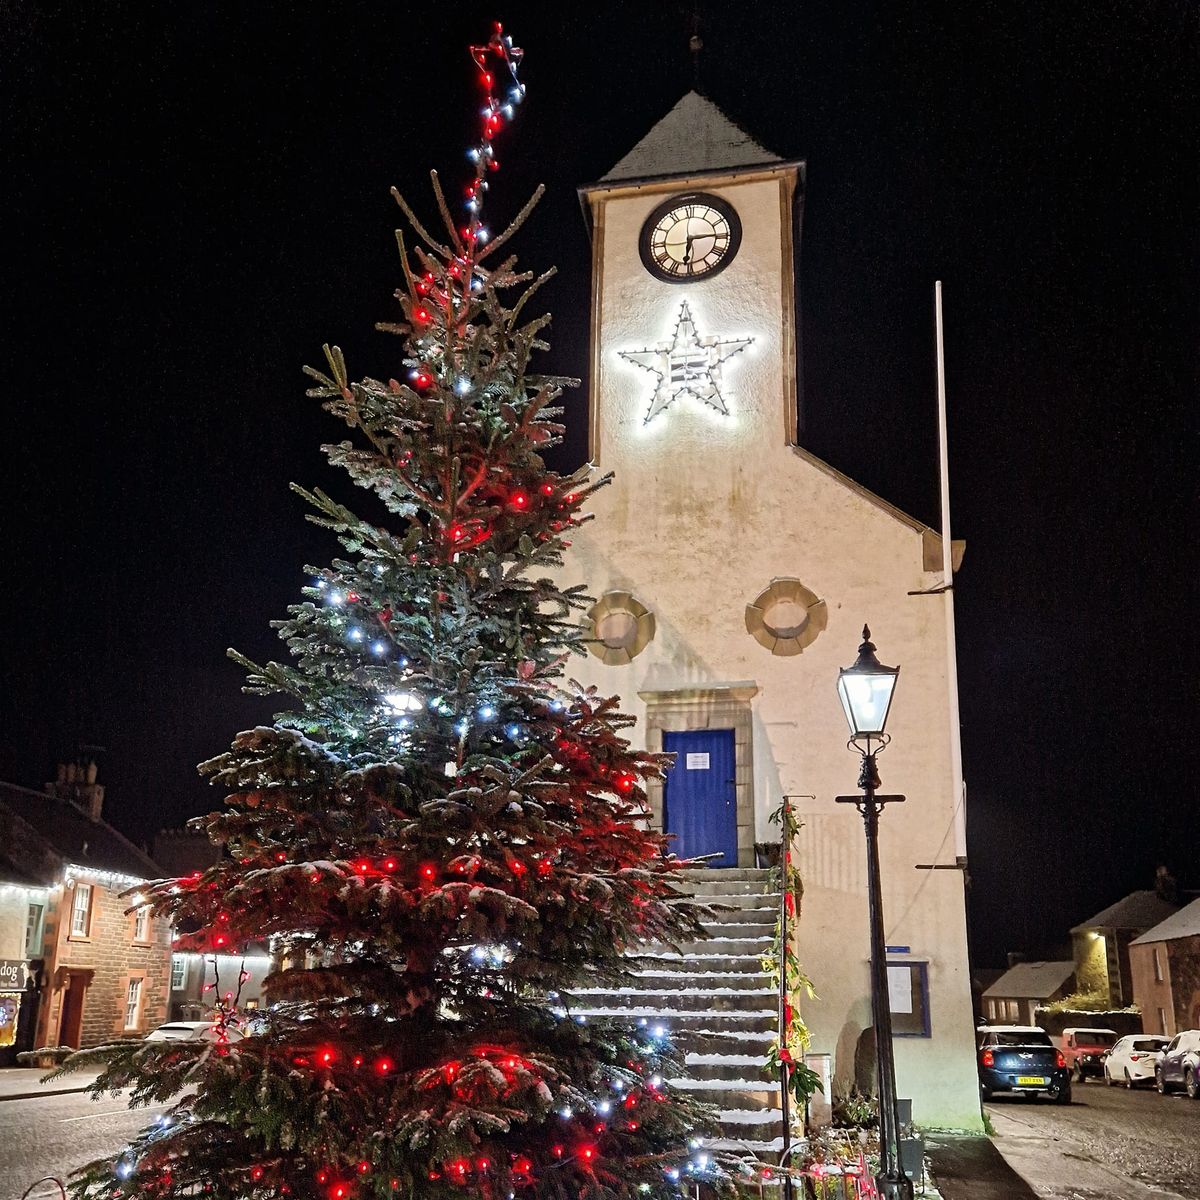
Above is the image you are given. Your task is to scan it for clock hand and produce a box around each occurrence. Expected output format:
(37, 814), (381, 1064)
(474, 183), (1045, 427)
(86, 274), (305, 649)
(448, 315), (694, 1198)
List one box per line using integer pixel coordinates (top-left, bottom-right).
(683, 231), (694, 264)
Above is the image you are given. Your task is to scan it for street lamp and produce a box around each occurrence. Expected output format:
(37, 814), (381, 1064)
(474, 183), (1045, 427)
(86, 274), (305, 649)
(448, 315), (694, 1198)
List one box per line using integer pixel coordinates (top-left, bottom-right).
(836, 626), (913, 1200)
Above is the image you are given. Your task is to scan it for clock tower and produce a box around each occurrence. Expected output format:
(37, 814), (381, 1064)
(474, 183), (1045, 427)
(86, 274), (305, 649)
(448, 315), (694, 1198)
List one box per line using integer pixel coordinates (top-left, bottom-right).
(567, 92), (981, 1134)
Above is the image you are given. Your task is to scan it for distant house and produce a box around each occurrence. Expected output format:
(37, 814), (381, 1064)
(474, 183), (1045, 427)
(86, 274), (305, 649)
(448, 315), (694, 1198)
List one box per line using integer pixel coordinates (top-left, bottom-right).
(0, 767), (171, 1058)
(1070, 890), (1179, 1009)
(981, 961), (1076, 1026)
(152, 827), (270, 1020)
(1129, 898), (1200, 1036)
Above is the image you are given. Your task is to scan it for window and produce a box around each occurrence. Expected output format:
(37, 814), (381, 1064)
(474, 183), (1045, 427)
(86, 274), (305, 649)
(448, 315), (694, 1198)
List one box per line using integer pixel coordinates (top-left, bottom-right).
(887, 961), (931, 1037)
(170, 955), (188, 990)
(1153, 946), (1164, 982)
(133, 906), (150, 942)
(24, 903), (45, 957)
(124, 978), (143, 1029)
(70, 883), (93, 937)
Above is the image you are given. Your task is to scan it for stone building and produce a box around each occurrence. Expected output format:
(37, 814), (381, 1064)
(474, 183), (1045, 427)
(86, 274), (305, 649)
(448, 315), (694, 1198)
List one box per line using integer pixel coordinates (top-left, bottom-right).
(561, 92), (981, 1131)
(0, 770), (171, 1054)
(1069, 889), (1179, 1009)
(980, 960), (1075, 1026)
(1129, 898), (1200, 1036)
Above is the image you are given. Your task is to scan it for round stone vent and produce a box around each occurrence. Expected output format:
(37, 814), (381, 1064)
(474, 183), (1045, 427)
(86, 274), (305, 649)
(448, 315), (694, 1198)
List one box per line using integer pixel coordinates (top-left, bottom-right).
(587, 591), (655, 666)
(745, 578), (827, 656)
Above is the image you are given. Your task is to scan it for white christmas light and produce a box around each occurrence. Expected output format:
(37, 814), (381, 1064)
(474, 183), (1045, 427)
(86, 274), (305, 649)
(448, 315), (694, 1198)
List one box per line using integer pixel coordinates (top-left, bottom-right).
(371, 641), (387, 656)
(349, 627), (364, 642)
(328, 590), (344, 606)
(598, 1100), (611, 1114)
(478, 705), (496, 720)
(619, 299), (753, 424)
(383, 691), (422, 715)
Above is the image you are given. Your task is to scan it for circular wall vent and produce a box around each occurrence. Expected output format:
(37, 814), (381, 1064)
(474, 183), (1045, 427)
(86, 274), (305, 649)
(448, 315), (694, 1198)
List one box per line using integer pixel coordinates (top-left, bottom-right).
(745, 578), (827, 656)
(587, 591), (656, 666)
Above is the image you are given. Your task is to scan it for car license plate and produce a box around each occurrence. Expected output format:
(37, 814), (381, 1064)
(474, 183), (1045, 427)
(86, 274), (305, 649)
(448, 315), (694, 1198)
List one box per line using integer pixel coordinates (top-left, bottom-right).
(1016, 1076), (1047, 1085)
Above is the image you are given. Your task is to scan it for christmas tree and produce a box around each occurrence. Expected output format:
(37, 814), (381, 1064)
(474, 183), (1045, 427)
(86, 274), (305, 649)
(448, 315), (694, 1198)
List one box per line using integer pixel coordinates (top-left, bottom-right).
(64, 25), (745, 1200)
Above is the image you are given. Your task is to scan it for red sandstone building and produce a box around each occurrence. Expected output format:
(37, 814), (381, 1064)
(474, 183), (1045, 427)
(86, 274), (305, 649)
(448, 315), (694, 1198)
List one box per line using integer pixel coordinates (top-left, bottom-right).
(1130, 898), (1200, 1037)
(0, 768), (170, 1058)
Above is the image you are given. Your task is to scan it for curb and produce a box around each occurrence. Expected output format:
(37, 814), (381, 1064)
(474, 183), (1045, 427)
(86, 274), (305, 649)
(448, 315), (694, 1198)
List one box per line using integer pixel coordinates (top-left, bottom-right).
(0, 1085), (91, 1102)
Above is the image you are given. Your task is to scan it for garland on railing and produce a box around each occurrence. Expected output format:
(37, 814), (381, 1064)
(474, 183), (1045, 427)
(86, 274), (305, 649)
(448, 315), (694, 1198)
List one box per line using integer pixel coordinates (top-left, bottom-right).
(762, 795), (822, 1113)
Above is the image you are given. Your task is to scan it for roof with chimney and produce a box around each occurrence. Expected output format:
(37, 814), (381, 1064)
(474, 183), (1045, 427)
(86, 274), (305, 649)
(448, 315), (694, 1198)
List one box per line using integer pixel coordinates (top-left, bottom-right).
(1071, 890), (1179, 934)
(982, 960), (1076, 1000)
(0, 780), (161, 882)
(599, 91), (786, 184)
(1130, 897), (1200, 945)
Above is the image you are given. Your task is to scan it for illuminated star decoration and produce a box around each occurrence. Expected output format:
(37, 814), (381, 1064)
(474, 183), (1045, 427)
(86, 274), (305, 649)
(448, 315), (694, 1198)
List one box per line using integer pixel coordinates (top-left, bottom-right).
(619, 301), (753, 424)
(464, 23), (525, 246)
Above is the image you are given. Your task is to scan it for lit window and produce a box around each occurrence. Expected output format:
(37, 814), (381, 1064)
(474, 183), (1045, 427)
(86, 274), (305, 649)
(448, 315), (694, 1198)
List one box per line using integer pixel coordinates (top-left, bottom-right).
(1153, 946), (1164, 982)
(25, 903), (45, 957)
(133, 906), (149, 942)
(124, 978), (143, 1029)
(887, 961), (931, 1037)
(170, 956), (187, 990)
(70, 884), (92, 937)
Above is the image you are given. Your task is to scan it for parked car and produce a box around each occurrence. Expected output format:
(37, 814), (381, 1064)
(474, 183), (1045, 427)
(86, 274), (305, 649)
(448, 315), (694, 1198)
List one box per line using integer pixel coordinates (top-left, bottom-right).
(144, 1020), (242, 1044)
(977, 1025), (1071, 1103)
(1154, 1029), (1200, 1098)
(1102, 1034), (1170, 1088)
(1059, 1027), (1118, 1082)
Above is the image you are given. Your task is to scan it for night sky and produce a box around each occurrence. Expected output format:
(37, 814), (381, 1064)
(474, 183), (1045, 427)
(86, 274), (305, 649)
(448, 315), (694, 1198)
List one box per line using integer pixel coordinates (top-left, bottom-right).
(2, 2), (1196, 968)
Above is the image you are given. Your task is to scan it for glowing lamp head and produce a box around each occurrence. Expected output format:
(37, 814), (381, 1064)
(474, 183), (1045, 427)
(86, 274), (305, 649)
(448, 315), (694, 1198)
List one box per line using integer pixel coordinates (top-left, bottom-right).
(836, 625), (900, 739)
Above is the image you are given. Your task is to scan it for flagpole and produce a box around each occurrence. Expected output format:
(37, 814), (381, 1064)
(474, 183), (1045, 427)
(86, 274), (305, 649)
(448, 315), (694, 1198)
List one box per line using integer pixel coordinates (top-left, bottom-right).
(935, 282), (967, 861)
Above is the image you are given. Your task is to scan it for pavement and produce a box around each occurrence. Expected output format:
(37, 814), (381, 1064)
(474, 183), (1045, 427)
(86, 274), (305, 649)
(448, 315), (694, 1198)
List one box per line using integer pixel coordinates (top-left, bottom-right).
(926, 1132), (1040, 1199)
(0, 1067), (104, 1103)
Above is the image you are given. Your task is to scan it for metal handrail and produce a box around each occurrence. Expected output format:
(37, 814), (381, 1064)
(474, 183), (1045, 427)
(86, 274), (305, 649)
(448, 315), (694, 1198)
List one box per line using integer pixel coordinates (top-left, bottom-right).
(21, 1179), (67, 1200)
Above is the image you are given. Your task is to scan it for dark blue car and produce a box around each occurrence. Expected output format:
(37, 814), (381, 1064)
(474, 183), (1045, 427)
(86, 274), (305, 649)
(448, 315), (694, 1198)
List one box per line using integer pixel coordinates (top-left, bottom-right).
(977, 1026), (1072, 1103)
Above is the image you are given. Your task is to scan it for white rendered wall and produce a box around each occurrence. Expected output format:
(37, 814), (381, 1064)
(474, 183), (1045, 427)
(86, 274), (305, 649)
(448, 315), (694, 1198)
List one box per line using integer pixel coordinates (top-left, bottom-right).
(564, 171), (983, 1130)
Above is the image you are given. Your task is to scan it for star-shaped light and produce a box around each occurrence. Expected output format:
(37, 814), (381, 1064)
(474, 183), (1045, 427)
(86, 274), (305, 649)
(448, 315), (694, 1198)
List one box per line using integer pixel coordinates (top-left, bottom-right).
(619, 301), (753, 424)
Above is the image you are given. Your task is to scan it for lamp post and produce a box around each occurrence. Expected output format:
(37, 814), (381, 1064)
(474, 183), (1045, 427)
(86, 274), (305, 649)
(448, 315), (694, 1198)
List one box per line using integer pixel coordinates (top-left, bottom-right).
(835, 626), (913, 1200)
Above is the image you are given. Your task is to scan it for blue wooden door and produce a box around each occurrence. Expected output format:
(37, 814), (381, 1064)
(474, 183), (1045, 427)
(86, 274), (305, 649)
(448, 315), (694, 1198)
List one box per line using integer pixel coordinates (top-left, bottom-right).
(663, 729), (737, 867)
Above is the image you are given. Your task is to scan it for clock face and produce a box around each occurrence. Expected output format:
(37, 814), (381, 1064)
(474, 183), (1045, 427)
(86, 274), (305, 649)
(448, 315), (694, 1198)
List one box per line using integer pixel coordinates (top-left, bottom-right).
(638, 192), (742, 283)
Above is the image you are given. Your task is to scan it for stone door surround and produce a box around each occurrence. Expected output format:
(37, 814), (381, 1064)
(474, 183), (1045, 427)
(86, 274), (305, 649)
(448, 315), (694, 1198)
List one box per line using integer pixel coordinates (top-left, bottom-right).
(638, 683), (758, 868)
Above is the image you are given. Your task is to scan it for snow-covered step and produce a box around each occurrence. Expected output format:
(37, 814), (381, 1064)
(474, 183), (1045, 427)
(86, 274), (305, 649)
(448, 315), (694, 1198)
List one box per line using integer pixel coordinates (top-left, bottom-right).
(574, 989), (775, 1014)
(679, 892), (781, 911)
(684, 1053), (776, 1084)
(674, 868), (774, 883)
(629, 971), (773, 992)
(647, 935), (773, 957)
(669, 1077), (778, 1111)
(674, 875), (778, 897)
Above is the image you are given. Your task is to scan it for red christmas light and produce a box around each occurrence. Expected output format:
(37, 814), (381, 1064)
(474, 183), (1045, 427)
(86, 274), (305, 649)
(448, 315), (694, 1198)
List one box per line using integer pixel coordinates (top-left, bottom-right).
(353, 860), (370, 875)
(357, 1162), (370, 1175)
(318, 1048), (336, 1066)
(581, 1146), (597, 1163)
(615, 773), (637, 793)
(251, 1167), (264, 1181)
(510, 491), (528, 509)
(421, 864), (437, 881)
(414, 308), (430, 325)
(541, 483), (554, 495)
(375, 1056), (394, 1074)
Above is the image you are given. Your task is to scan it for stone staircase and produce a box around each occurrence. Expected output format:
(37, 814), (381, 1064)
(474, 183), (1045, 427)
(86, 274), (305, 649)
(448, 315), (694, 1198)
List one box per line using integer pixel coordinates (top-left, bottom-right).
(571, 867), (785, 1156)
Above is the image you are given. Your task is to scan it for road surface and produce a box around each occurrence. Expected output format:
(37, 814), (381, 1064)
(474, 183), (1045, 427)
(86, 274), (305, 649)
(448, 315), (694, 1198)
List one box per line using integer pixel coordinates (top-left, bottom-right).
(987, 1079), (1200, 1199)
(0, 1088), (163, 1199)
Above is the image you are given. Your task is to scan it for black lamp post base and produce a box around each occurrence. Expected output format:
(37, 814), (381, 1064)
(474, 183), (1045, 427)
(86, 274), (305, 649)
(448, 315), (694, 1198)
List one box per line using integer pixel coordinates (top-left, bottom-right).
(876, 1172), (915, 1200)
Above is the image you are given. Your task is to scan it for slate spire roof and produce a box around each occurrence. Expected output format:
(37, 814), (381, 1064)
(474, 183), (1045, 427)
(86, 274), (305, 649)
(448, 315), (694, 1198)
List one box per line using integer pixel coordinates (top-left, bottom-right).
(600, 90), (784, 183)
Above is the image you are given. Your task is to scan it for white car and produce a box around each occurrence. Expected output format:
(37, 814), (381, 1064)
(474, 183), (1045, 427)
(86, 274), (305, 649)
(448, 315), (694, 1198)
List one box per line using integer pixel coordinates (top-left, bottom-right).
(144, 1020), (242, 1044)
(1103, 1034), (1169, 1087)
